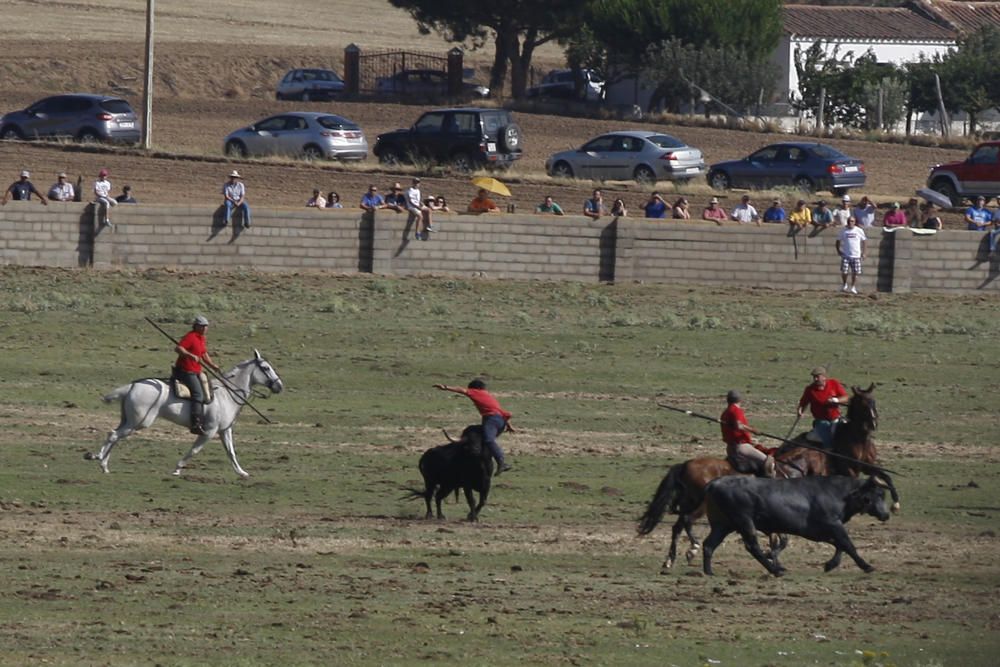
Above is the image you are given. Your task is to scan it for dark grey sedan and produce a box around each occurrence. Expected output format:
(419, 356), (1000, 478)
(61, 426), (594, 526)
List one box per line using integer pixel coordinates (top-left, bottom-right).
(0, 93), (140, 143)
(707, 142), (866, 196)
(545, 131), (705, 184)
(275, 68), (345, 101)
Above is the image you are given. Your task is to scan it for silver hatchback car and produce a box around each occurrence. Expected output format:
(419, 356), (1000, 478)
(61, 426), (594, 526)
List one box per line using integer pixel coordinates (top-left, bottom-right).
(223, 111), (368, 161)
(546, 130), (705, 184)
(0, 93), (140, 143)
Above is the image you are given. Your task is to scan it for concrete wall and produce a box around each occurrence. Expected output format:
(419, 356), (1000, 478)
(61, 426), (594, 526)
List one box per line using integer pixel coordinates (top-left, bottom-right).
(1, 203), (998, 293)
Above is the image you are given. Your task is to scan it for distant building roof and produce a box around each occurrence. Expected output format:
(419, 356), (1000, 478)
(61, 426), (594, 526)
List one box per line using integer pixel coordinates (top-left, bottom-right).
(783, 5), (956, 41)
(911, 0), (1000, 34)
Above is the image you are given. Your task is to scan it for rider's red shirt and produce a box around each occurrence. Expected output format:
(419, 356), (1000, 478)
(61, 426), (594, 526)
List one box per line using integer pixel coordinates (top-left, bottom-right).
(464, 388), (512, 420)
(720, 403), (752, 445)
(175, 330), (207, 373)
(799, 378), (847, 420)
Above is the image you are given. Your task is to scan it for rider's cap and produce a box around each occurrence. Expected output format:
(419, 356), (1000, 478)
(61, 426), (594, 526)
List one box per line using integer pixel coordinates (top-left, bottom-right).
(193, 315), (209, 327)
(811, 366), (827, 377)
(726, 389), (741, 403)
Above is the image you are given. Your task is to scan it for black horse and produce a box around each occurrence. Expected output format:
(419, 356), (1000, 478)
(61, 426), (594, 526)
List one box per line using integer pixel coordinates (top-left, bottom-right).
(406, 425), (494, 521)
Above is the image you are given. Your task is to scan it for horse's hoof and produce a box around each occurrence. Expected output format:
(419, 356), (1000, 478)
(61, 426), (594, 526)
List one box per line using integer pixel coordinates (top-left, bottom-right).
(237, 472), (250, 480)
(171, 469), (182, 477)
(661, 559), (674, 573)
(83, 452), (95, 460)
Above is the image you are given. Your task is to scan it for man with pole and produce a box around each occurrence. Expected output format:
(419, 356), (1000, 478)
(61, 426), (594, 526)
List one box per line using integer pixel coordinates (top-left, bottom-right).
(173, 315), (221, 434)
(721, 390), (775, 478)
(798, 366), (848, 449)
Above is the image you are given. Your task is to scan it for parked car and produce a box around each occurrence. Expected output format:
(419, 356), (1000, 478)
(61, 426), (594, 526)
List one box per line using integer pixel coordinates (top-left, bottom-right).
(374, 69), (489, 99)
(926, 140), (1000, 206)
(527, 68), (604, 101)
(275, 68), (345, 101)
(373, 108), (521, 172)
(223, 112), (367, 161)
(545, 131), (704, 184)
(707, 142), (866, 195)
(0, 93), (140, 144)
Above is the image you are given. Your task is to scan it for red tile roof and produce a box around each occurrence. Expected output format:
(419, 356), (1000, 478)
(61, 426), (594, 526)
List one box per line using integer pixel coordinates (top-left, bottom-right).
(783, 4), (956, 40)
(911, 0), (1000, 34)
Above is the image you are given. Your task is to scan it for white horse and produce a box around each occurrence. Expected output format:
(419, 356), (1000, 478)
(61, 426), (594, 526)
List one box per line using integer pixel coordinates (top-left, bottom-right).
(87, 350), (284, 478)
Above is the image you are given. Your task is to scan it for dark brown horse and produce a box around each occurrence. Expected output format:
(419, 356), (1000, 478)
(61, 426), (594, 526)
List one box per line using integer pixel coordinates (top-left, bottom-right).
(638, 384), (898, 571)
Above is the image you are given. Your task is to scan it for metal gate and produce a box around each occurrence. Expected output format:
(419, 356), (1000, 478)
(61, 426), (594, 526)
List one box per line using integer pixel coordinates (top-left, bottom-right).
(357, 49), (449, 94)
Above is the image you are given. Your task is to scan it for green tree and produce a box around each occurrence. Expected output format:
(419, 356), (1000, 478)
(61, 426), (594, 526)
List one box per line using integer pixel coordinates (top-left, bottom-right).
(388, 0), (582, 98)
(936, 27), (1000, 134)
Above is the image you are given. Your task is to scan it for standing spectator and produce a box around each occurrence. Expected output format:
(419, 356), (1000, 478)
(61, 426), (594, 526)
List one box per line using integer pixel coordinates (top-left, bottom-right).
(468, 188), (500, 213)
(93, 168), (115, 226)
(788, 199), (811, 230)
(852, 195), (877, 228)
(384, 182), (407, 213)
(2, 170), (47, 206)
(730, 194), (760, 226)
(811, 199), (833, 229)
(535, 195), (564, 215)
(672, 197), (691, 220)
(583, 189), (606, 220)
(762, 198), (785, 223)
(964, 196), (992, 231)
(702, 197), (727, 224)
(643, 191), (668, 219)
(48, 172), (75, 202)
(882, 201), (908, 228)
(115, 185), (137, 204)
(610, 198), (627, 217)
(832, 194), (853, 227)
(326, 192), (343, 209)
(922, 203), (943, 230)
(360, 184), (385, 212)
(836, 214), (867, 294)
(406, 177), (432, 239)
(222, 170), (251, 229)
(306, 189), (327, 208)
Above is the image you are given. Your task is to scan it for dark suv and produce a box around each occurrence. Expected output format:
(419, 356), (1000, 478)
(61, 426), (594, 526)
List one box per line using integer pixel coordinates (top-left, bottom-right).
(0, 94), (140, 144)
(373, 108), (522, 171)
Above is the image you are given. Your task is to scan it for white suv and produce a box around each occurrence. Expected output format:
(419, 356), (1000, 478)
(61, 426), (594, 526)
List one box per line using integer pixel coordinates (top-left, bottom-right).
(527, 69), (604, 102)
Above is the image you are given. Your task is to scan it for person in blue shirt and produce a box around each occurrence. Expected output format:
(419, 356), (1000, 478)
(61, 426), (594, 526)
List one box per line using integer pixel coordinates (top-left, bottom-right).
(643, 191), (668, 219)
(964, 196), (992, 231)
(359, 184), (385, 212)
(763, 198), (786, 223)
(2, 170), (47, 206)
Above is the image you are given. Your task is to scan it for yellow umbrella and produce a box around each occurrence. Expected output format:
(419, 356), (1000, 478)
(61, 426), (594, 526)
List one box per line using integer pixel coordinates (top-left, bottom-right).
(471, 176), (511, 197)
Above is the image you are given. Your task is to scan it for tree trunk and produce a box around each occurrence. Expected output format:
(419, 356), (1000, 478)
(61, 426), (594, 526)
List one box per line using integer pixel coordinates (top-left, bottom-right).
(489, 32), (508, 99)
(510, 29), (538, 99)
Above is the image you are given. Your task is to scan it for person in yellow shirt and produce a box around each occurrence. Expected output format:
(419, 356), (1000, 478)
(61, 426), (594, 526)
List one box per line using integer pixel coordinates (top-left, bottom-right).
(788, 198), (812, 231)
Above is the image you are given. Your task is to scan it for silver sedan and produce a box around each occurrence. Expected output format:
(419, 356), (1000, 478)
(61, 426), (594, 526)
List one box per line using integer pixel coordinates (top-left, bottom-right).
(223, 112), (367, 161)
(545, 130), (705, 184)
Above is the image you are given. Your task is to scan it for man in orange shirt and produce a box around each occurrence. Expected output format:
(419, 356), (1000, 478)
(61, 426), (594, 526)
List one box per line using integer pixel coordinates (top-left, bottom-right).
(468, 188), (500, 213)
(721, 390), (775, 477)
(173, 315), (221, 434)
(434, 379), (513, 475)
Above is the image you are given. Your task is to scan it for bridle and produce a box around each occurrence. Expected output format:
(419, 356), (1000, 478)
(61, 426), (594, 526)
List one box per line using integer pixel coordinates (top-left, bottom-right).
(219, 357), (280, 405)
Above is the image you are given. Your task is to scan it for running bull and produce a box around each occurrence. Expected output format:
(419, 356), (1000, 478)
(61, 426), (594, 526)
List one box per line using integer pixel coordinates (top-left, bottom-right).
(702, 474), (898, 576)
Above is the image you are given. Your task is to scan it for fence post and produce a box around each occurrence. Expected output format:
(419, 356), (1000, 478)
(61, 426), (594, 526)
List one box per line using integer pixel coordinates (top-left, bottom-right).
(816, 87), (825, 136)
(447, 47), (463, 97)
(344, 44), (360, 96)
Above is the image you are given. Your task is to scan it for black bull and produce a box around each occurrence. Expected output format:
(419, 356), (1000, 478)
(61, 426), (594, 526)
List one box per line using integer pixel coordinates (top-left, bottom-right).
(702, 475), (894, 576)
(405, 425), (494, 521)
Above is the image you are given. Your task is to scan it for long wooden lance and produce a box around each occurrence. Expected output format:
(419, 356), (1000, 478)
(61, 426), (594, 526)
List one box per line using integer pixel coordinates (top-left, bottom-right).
(145, 316), (273, 424)
(655, 401), (902, 476)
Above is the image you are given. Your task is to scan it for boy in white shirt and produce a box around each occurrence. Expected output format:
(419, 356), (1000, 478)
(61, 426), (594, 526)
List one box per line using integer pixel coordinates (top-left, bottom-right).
(406, 177), (433, 240)
(835, 215), (867, 294)
(93, 168), (116, 227)
(729, 194), (760, 225)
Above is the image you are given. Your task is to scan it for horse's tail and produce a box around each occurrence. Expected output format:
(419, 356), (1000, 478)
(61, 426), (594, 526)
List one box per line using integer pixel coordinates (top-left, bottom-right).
(102, 384), (133, 404)
(637, 462), (686, 536)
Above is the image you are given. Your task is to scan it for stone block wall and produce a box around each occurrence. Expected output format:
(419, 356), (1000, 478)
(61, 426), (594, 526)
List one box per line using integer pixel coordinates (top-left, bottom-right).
(0, 201), (91, 268)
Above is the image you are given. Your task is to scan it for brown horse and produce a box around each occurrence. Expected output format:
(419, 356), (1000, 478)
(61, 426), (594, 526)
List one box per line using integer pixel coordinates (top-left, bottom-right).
(638, 384), (898, 571)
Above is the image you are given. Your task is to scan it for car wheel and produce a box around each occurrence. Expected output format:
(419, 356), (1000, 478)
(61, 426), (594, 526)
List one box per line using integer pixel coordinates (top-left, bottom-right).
(378, 147), (401, 166)
(793, 176), (815, 193)
(930, 179), (960, 207)
(633, 165), (656, 185)
(0, 125), (23, 140)
(551, 161), (574, 179)
(451, 152), (473, 173)
(77, 129), (101, 144)
(302, 145), (324, 161)
(225, 140), (247, 158)
(708, 170), (731, 191)
(499, 123), (522, 152)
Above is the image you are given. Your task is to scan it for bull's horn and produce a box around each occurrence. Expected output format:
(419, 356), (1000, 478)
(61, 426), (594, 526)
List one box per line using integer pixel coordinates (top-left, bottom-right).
(873, 476), (890, 488)
(891, 501), (901, 513)
(865, 382), (876, 393)
(254, 348), (262, 360)
(442, 429), (460, 443)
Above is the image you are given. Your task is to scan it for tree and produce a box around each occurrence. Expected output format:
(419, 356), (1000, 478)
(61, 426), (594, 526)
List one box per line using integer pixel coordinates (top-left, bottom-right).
(388, 0), (582, 98)
(936, 27), (1000, 134)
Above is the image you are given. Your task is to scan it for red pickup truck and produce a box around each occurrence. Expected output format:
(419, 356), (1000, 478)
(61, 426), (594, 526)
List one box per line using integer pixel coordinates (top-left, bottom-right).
(927, 140), (1000, 206)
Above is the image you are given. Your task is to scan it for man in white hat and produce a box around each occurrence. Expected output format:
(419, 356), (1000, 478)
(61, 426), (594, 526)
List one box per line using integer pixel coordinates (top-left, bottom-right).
(702, 196), (727, 224)
(48, 172), (75, 202)
(832, 193), (853, 227)
(173, 315), (221, 435)
(2, 169), (47, 206)
(222, 170), (251, 228)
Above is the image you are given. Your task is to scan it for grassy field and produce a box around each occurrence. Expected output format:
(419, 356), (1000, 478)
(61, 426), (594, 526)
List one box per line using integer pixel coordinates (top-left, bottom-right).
(0, 267), (998, 666)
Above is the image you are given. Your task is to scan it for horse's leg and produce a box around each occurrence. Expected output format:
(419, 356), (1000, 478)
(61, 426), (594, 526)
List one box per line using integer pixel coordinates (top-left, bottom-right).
(92, 420), (137, 474)
(172, 432), (213, 477)
(684, 506), (705, 564)
(218, 428), (250, 479)
(662, 517), (685, 571)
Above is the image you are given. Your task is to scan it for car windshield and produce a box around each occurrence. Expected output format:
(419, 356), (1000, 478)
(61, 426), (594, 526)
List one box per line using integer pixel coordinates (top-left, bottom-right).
(810, 144), (847, 159)
(481, 112), (507, 134)
(100, 99), (133, 114)
(646, 134), (684, 149)
(304, 70), (342, 82)
(317, 115), (358, 130)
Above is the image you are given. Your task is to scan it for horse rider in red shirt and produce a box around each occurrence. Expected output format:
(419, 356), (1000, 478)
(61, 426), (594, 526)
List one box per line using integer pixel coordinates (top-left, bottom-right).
(797, 366), (849, 448)
(434, 379), (514, 476)
(721, 390), (775, 477)
(173, 315), (221, 434)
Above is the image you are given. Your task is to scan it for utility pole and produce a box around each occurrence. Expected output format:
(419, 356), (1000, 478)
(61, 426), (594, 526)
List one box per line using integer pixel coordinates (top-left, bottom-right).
(141, 0), (155, 149)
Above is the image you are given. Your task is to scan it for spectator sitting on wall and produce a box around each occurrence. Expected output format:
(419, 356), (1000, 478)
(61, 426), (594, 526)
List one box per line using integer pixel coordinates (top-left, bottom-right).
(306, 189), (327, 208)
(360, 184), (385, 212)
(730, 194), (760, 226)
(964, 196), (992, 231)
(468, 188), (500, 213)
(853, 195), (877, 228)
(535, 195), (564, 215)
(811, 199), (833, 229)
(384, 182), (407, 213)
(430, 195), (451, 213)
(643, 191), (667, 219)
(788, 199), (811, 231)
(672, 197), (691, 220)
(583, 189), (606, 220)
(610, 198), (627, 217)
(922, 203), (943, 230)
(762, 198), (785, 223)
(882, 201), (908, 228)
(94, 168), (116, 226)
(2, 169), (47, 206)
(832, 194), (852, 226)
(406, 177), (433, 240)
(115, 185), (137, 204)
(326, 192), (343, 209)
(48, 172), (75, 202)
(903, 197), (921, 227)
(702, 196), (726, 225)
(222, 169), (251, 229)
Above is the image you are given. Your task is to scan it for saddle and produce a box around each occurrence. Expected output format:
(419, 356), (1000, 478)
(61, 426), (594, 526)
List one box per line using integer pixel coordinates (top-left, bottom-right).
(171, 372), (213, 404)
